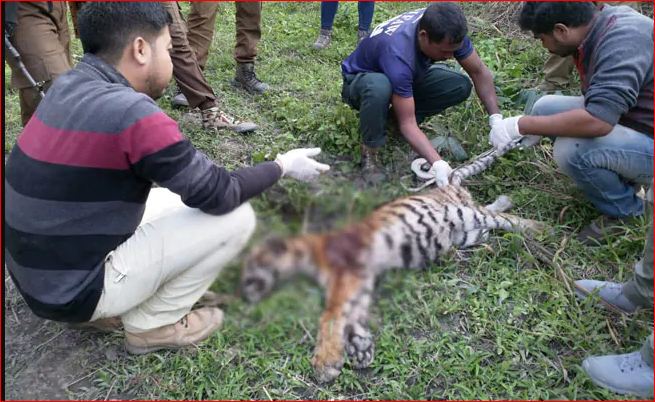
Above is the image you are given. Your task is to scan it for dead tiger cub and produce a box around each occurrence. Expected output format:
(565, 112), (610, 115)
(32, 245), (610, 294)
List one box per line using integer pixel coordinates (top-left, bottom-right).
(241, 181), (543, 383)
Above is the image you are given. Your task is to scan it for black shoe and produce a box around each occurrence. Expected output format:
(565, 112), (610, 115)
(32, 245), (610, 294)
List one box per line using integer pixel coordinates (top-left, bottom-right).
(232, 62), (269, 94)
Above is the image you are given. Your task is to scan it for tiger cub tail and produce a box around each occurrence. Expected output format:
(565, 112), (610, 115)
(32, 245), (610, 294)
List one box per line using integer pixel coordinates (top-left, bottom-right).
(449, 139), (520, 186)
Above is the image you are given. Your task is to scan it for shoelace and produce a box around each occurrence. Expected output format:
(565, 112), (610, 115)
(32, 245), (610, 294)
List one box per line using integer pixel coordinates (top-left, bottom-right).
(316, 34), (331, 46)
(218, 111), (241, 125)
(178, 315), (189, 329)
(203, 108), (242, 127)
(242, 69), (262, 86)
(619, 353), (645, 373)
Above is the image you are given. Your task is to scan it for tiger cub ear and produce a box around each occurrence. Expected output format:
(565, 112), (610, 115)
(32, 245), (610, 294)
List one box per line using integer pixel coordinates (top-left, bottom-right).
(264, 237), (288, 255)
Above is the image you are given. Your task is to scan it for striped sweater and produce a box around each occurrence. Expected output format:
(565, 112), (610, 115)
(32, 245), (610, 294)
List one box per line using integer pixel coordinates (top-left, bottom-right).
(4, 54), (281, 322)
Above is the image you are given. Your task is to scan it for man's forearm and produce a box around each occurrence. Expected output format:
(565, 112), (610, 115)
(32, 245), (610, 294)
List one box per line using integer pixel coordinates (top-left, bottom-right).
(519, 109), (613, 138)
(399, 123), (441, 164)
(470, 69), (500, 116)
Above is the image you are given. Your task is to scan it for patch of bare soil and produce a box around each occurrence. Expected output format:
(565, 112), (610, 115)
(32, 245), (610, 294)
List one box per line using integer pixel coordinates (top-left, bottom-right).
(3, 273), (123, 400)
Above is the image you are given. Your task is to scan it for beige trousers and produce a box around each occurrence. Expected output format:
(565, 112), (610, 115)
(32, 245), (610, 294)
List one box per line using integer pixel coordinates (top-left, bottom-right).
(90, 188), (256, 333)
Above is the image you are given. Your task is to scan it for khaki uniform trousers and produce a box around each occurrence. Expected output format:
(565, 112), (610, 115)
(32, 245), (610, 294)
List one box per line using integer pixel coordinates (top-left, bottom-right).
(541, 2), (642, 90)
(186, 1), (262, 67)
(163, 2), (262, 109)
(163, 2), (218, 110)
(6, 2), (72, 126)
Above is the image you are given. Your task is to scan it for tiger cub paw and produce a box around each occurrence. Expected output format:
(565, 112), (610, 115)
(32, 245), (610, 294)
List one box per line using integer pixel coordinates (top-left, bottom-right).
(312, 356), (344, 383)
(345, 330), (375, 369)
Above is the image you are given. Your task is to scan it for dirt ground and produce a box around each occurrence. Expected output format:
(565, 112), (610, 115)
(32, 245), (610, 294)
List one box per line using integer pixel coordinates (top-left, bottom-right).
(3, 273), (125, 400)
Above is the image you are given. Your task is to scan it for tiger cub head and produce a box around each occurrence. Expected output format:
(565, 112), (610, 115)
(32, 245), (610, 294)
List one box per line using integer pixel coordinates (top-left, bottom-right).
(240, 236), (311, 303)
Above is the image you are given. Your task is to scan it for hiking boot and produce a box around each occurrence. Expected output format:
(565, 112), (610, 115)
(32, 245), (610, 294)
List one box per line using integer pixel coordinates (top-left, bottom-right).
(124, 307), (224, 355)
(201, 106), (258, 133)
(574, 280), (640, 314)
(360, 144), (387, 185)
(313, 29), (332, 49)
(357, 29), (369, 45)
(232, 62), (269, 94)
(582, 351), (654, 397)
(577, 215), (633, 246)
(68, 316), (122, 333)
(171, 92), (190, 108)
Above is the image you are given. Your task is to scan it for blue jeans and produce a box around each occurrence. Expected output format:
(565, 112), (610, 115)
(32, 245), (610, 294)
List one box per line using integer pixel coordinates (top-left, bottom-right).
(532, 95), (654, 217)
(321, 1), (375, 31)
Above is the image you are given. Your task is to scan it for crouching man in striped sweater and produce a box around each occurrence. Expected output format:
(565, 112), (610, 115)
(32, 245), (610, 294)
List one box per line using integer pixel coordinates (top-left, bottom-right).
(4, 2), (329, 355)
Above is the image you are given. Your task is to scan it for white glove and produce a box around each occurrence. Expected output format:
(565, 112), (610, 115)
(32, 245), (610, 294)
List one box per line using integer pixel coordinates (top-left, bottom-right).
(488, 113), (503, 128)
(430, 160), (453, 188)
(489, 115), (523, 150)
(275, 147), (330, 182)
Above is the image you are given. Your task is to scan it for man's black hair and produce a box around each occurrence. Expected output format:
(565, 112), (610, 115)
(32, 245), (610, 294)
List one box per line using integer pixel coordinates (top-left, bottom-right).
(77, 2), (172, 64)
(519, 2), (596, 35)
(419, 2), (468, 44)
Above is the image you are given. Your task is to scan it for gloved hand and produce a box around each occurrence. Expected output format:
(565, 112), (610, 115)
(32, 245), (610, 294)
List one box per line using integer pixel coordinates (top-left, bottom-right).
(430, 160), (453, 187)
(275, 148), (330, 182)
(488, 113), (503, 128)
(489, 115), (523, 150)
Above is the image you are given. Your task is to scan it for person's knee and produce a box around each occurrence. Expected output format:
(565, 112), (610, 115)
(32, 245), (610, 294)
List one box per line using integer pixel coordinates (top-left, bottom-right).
(451, 75), (472, 104)
(360, 74), (392, 104)
(531, 95), (561, 116)
(532, 95), (584, 117)
(233, 202), (257, 245)
(553, 137), (581, 175)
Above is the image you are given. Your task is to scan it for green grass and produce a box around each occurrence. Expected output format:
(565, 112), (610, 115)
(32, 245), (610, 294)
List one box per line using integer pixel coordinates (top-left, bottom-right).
(3, 2), (652, 399)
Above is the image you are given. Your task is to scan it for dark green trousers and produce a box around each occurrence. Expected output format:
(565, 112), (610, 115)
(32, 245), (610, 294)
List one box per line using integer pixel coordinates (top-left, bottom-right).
(341, 64), (472, 148)
(629, 182), (654, 366)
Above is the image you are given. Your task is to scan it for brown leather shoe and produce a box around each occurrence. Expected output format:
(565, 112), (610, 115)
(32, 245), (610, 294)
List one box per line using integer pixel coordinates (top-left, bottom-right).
(201, 106), (258, 133)
(124, 307), (224, 355)
(67, 316), (122, 333)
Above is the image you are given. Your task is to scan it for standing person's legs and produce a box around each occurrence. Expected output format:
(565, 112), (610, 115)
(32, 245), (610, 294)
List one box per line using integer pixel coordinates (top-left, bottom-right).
(580, 208), (654, 397)
(9, 2), (72, 126)
(234, 1), (261, 64)
(90, 188), (256, 344)
(357, 0), (375, 32)
(575, 185), (653, 312)
(162, 2), (217, 110)
(314, 1), (338, 49)
(320, 1), (339, 30)
(641, 333), (654, 370)
(623, 183), (654, 308)
(540, 54), (574, 91)
(187, 1), (220, 71)
(412, 65), (473, 124)
(233, 1), (268, 94)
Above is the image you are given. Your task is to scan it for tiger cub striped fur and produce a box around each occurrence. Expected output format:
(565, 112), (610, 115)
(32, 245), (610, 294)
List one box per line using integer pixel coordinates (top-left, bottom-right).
(240, 142), (540, 383)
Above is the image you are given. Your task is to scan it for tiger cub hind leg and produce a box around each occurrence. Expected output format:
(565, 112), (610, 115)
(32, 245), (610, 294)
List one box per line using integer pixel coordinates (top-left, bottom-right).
(461, 195), (515, 247)
(485, 194), (513, 213)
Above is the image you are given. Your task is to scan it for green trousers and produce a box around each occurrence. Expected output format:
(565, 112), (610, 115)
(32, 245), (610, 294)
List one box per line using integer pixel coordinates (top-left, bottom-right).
(626, 182), (654, 366)
(341, 64), (472, 148)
